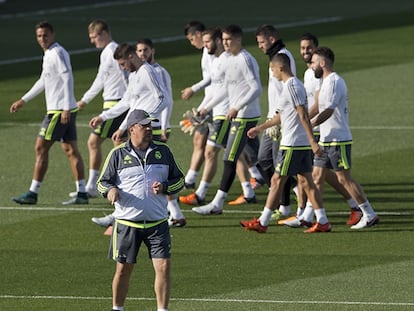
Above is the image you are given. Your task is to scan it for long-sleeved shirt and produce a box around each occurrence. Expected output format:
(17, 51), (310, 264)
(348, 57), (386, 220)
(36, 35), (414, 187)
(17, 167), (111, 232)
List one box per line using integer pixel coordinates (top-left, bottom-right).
(97, 139), (184, 221)
(80, 41), (128, 104)
(99, 62), (166, 131)
(21, 42), (77, 112)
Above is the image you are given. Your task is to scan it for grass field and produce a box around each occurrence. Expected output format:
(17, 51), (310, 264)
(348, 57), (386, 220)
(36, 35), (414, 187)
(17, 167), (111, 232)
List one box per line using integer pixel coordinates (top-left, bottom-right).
(0, 1), (414, 310)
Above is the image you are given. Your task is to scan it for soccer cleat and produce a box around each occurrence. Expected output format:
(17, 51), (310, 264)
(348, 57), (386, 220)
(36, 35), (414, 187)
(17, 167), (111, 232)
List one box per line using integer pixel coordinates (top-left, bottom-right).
(184, 182), (196, 190)
(346, 209), (363, 225)
(240, 217), (268, 233)
(277, 215), (297, 225)
(168, 217), (187, 228)
(12, 191), (38, 205)
(270, 210), (281, 222)
(350, 215), (379, 229)
(62, 192), (89, 205)
(304, 222), (332, 233)
(281, 217), (313, 228)
(250, 177), (265, 190)
(91, 214), (115, 227)
(69, 188), (99, 198)
(192, 203), (223, 215)
(228, 194), (257, 205)
(179, 192), (203, 205)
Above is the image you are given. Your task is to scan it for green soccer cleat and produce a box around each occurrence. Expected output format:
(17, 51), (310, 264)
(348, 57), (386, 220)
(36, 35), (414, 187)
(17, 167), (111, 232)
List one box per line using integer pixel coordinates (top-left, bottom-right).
(12, 191), (38, 205)
(62, 192), (89, 205)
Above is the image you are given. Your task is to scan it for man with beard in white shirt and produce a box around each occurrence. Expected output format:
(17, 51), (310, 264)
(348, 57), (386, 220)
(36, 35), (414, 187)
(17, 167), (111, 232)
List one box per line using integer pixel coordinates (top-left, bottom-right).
(309, 47), (379, 229)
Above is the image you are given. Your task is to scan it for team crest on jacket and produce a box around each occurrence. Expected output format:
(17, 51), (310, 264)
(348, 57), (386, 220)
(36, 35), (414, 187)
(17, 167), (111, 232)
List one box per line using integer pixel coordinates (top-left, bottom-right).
(123, 155), (133, 164)
(155, 151), (162, 160)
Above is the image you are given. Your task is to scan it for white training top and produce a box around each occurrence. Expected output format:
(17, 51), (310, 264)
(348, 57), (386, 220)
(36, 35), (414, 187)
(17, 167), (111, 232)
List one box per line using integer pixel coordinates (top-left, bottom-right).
(21, 42), (76, 111)
(278, 76), (309, 147)
(153, 63), (173, 130)
(80, 41), (128, 103)
(267, 47), (296, 118)
(303, 67), (321, 132)
(100, 62), (166, 131)
(226, 49), (262, 118)
(200, 51), (230, 117)
(191, 47), (214, 95)
(318, 72), (352, 143)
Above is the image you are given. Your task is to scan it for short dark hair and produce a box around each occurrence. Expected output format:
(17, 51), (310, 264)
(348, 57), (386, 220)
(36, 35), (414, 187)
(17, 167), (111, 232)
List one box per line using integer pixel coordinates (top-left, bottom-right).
(184, 21), (206, 36)
(222, 24), (243, 38)
(270, 53), (291, 68)
(136, 38), (154, 48)
(202, 27), (222, 41)
(255, 24), (279, 39)
(300, 32), (319, 47)
(35, 21), (54, 33)
(113, 43), (136, 60)
(312, 46), (335, 64)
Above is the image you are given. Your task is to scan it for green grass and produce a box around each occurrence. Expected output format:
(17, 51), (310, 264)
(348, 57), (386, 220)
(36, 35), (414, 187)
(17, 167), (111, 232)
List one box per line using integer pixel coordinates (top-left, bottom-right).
(0, 1), (414, 310)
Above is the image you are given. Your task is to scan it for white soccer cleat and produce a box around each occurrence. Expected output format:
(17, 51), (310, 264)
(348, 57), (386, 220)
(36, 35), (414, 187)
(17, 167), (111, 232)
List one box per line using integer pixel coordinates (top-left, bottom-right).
(350, 215), (379, 229)
(192, 203), (223, 215)
(91, 214), (115, 227)
(69, 188), (99, 198)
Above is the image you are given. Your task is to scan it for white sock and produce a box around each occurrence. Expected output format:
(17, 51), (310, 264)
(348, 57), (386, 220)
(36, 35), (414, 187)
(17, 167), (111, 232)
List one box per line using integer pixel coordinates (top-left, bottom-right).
(241, 181), (255, 198)
(157, 309), (168, 311)
(76, 179), (86, 193)
(86, 169), (99, 190)
(29, 180), (42, 194)
(112, 306), (124, 311)
(248, 165), (263, 180)
(212, 190), (227, 209)
(259, 207), (273, 226)
(296, 207), (304, 217)
(347, 198), (359, 209)
(279, 205), (291, 217)
(300, 202), (315, 222)
(185, 169), (198, 184)
(358, 200), (376, 217)
(168, 198), (185, 219)
(314, 208), (328, 225)
(195, 181), (210, 200)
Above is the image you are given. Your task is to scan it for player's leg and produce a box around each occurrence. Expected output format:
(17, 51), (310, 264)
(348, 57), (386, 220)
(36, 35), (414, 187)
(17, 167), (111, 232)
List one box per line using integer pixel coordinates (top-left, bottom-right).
(112, 262), (134, 309)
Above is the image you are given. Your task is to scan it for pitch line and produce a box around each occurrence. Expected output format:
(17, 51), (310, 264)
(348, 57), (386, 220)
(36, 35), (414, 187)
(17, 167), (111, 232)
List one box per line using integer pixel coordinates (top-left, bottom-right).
(0, 295), (413, 306)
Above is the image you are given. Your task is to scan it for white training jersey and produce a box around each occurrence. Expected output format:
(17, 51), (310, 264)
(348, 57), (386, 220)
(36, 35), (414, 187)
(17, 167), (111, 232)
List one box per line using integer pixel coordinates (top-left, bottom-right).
(226, 49), (261, 118)
(318, 72), (352, 143)
(100, 62), (166, 131)
(278, 76), (309, 147)
(81, 41), (128, 103)
(303, 67), (321, 132)
(153, 63), (173, 130)
(21, 42), (76, 111)
(191, 47), (214, 96)
(267, 48), (296, 118)
(200, 51), (230, 117)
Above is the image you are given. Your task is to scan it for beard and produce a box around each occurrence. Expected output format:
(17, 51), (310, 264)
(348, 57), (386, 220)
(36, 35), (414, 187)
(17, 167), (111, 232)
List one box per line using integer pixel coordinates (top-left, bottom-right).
(208, 44), (217, 55)
(314, 66), (323, 79)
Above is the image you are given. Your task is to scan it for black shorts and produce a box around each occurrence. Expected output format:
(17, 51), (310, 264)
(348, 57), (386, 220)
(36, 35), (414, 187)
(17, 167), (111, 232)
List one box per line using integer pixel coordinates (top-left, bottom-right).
(93, 107), (128, 139)
(275, 147), (313, 176)
(38, 110), (78, 142)
(109, 219), (171, 264)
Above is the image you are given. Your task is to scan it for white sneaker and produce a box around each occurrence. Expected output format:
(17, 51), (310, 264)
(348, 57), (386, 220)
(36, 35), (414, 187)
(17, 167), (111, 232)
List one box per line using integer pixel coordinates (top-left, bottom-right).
(282, 217), (313, 228)
(69, 188), (99, 198)
(350, 215), (379, 229)
(91, 214), (115, 227)
(192, 203), (223, 215)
